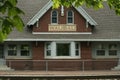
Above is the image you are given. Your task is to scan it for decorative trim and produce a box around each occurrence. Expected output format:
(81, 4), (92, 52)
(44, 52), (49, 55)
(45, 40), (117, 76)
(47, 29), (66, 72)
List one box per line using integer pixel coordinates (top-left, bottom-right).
(32, 32), (92, 34)
(27, 0), (52, 25)
(6, 39), (120, 42)
(27, 0), (97, 26)
(86, 20), (89, 28)
(74, 6), (98, 26)
(61, 6), (64, 16)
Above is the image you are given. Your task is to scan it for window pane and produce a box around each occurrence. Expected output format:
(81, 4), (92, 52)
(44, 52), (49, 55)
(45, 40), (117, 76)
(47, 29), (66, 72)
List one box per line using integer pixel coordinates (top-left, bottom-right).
(52, 18), (57, 23)
(8, 45), (17, 56)
(0, 45), (3, 58)
(75, 43), (79, 56)
(57, 43), (70, 56)
(52, 11), (57, 16)
(75, 43), (79, 49)
(96, 50), (105, 56)
(68, 18), (73, 23)
(109, 44), (117, 50)
(46, 43), (51, 56)
(21, 45), (30, 56)
(67, 10), (73, 23)
(47, 50), (51, 56)
(109, 44), (117, 56)
(8, 50), (17, 56)
(52, 11), (57, 23)
(109, 50), (117, 56)
(21, 51), (30, 56)
(75, 50), (79, 56)
(97, 44), (105, 49)
(68, 11), (72, 16)
(46, 43), (51, 50)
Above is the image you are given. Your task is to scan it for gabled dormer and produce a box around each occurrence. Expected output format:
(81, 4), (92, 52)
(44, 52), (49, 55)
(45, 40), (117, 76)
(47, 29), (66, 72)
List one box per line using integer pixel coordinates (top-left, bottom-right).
(27, 0), (97, 34)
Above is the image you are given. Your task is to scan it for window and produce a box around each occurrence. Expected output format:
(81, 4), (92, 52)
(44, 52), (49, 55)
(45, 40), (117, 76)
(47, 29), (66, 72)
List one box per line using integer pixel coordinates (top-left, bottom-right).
(46, 43), (51, 56)
(8, 45), (17, 56)
(6, 43), (31, 59)
(45, 42), (80, 59)
(0, 45), (4, 58)
(109, 44), (117, 56)
(51, 10), (58, 23)
(67, 10), (74, 24)
(56, 43), (70, 56)
(96, 44), (105, 56)
(75, 43), (79, 56)
(21, 45), (30, 56)
(94, 43), (118, 58)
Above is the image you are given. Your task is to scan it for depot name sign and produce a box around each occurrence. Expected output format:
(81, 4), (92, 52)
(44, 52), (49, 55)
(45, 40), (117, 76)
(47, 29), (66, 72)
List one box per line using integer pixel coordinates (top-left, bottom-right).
(49, 24), (76, 31)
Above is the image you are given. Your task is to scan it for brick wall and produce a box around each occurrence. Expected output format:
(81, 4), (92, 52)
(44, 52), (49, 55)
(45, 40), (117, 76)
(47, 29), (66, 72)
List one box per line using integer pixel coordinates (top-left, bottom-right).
(81, 42), (92, 59)
(6, 42), (118, 71)
(32, 42), (45, 60)
(7, 59), (118, 71)
(33, 7), (92, 32)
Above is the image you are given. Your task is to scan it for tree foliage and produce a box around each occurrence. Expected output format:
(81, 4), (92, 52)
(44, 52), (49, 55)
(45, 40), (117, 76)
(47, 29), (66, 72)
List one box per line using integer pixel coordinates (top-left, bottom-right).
(0, 0), (24, 42)
(52, 0), (120, 15)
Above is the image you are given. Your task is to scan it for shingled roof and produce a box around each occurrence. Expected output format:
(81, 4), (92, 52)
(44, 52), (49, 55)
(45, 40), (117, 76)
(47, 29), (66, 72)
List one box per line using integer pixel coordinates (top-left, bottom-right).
(6, 0), (120, 41)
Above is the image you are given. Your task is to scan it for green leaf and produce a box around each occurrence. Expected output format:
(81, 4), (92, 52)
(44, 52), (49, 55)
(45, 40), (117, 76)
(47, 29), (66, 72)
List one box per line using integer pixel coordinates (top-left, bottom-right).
(0, 0), (24, 42)
(0, 1), (13, 14)
(8, 0), (17, 6)
(2, 18), (13, 34)
(98, 3), (103, 8)
(8, 7), (24, 17)
(52, 0), (61, 8)
(0, 31), (7, 42)
(0, 5), (7, 14)
(8, 7), (17, 17)
(13, 15), (24, 31)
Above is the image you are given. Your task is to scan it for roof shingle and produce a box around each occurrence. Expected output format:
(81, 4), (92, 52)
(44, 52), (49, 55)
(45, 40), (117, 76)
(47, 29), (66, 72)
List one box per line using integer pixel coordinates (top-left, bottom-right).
(7, 1), (120, 41)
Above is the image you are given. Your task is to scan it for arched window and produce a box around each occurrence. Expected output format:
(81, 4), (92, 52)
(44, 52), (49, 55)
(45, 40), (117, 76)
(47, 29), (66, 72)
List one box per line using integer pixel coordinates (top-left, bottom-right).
(67, 10), (74, 24)
(51, 10), (58, 24)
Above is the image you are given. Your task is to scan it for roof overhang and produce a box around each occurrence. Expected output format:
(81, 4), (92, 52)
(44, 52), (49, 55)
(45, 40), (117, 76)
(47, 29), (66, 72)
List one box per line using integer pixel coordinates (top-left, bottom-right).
(27, 0), (52, 25)
(74, 6), (98, 25)
(5, 39), (120, 42)
(27, 0), (98, 26)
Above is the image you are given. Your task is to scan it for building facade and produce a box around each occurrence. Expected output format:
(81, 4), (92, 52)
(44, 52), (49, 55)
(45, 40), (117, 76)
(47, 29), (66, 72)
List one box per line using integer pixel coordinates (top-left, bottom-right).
(0, 0), (120, 71)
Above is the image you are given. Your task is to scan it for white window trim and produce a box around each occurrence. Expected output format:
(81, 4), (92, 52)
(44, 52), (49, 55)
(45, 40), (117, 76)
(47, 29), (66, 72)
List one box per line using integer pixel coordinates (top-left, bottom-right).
(45, 41), (81, 59)
(51, 10), (58, 24)
(67, 10), (74, 24)
(4, 42), (32, 59)
(92, 42), (119, 59)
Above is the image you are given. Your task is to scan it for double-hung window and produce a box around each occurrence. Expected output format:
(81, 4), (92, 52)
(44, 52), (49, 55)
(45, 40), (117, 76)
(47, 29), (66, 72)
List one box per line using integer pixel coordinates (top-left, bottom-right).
(6, 43), (31, 59)
(51, 10), (58, 24)
(45, 42), (80, 59)
(94, 43), (118, 58)
(96, 44), (105, 56)
(67, 10), (74, 24)
(109, 44), (117, 56)
(8, 45), (17, 56)
(21, 45), (30, 56)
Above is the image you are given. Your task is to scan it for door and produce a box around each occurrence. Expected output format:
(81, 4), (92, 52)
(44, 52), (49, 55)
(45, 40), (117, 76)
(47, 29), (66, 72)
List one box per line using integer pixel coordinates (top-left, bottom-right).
(0, 44), (4, 59)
